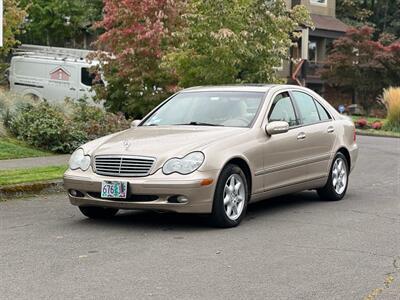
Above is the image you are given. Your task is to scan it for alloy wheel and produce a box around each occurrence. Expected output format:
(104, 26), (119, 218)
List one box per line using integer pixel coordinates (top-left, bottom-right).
(223, 174), (246, 221)
(332, 157), (347, 194)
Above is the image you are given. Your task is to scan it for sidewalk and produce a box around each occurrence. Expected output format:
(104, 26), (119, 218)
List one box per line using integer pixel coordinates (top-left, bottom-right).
(0, 155), (70, 170)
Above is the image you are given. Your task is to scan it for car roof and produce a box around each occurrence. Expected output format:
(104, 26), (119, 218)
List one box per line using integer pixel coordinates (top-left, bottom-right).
(180, 84), (303, 93)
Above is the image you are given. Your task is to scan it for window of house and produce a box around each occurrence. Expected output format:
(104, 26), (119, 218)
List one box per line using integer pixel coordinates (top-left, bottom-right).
(268, 92), (299, 127)
(308, 41), (317, 63)
(310, 0), (327, 6)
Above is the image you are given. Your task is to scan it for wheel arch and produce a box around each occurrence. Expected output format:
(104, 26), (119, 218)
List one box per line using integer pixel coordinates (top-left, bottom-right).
(22, 89), (43, 101)
(336, 147), (351, 170)
(221, 156), (253, 197)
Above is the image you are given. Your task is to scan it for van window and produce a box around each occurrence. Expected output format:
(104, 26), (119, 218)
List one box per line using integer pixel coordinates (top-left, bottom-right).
(81, 68), (95, 86)
(15, 61), (47, 78)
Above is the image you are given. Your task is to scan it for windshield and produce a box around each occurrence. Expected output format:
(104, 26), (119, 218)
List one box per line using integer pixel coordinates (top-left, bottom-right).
(142, 91), (265, 128)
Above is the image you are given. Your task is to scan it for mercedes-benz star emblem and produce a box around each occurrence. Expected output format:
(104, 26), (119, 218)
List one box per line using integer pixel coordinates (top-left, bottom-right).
(123, 140), (131, 150)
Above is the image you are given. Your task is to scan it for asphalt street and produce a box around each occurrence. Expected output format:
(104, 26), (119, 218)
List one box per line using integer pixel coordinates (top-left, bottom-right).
(0, 135), (399, 300)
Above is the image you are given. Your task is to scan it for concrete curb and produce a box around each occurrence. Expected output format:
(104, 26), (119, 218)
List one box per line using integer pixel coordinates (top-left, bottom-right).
(0, 180), (64, 200)
(356, 130), (400, 139)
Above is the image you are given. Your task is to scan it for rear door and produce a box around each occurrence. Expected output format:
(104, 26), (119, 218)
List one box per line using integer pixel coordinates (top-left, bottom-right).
(290, 90), (336, 180)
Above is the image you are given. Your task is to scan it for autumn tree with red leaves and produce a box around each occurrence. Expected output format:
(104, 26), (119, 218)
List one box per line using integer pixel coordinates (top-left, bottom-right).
(93, 0), (183, 118)
(322, 26), (400, 112)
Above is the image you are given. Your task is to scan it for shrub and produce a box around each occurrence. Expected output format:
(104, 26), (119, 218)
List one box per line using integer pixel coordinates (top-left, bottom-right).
(371, 121), (382, 130)
(0, 91), (36, 137)
(381, 87), (400, 132)
(69, 99), (131, 140)
(5, 99), (131, 153)
(355, 118), (368, 129)
(8, 103), (87, 153)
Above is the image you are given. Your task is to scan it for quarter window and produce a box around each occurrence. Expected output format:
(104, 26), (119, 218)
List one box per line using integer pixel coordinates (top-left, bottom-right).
(268, 92), (299, 127)
(292, 91), (320, 125)
(315, 100), (331, 121)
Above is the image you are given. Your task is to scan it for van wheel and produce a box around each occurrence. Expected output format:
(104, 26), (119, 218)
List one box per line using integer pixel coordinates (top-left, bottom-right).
(79, 206), (119, 219)
(23, 93), (40, 102)
(317, 152), (349, 201)
(211, 164), (249, 228)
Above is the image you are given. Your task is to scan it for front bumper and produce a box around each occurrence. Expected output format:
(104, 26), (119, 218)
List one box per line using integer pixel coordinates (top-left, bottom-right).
(63, 168), (219, 214)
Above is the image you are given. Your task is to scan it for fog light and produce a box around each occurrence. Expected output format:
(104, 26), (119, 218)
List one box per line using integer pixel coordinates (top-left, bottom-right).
(69, 189), (84, 197)
(177, 196), (189, 203)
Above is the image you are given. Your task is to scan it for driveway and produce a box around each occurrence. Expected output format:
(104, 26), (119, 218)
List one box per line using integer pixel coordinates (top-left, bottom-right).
(0, 135), (399, 300)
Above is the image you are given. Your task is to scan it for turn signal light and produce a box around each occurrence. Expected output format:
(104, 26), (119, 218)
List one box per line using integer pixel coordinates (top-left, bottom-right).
(200, 178), (214, 186)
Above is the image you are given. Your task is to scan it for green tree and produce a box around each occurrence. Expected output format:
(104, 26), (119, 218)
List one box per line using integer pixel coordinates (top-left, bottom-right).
(337, 0), (400, 38)
(20, 0), (103, 47)
(165, 0), (312, 87)
(1, 0), (27, 55)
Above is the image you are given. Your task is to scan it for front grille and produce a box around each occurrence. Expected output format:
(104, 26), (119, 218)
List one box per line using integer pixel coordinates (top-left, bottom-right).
(94, 155), (155, 177)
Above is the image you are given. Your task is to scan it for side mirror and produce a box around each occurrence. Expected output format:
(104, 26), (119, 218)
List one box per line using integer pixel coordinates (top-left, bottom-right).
(265, 121), (289, 136)
(131, 120), (141, 128)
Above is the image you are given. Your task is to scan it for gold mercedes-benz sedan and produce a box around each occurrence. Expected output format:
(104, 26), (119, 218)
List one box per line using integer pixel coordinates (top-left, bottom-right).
(64, 85), (358, 227)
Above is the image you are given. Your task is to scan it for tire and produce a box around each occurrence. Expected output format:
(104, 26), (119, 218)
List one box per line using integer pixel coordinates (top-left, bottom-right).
(317, 152), (349, 201)
(211, 164), (249, 228)
(79, 206), (119, 219)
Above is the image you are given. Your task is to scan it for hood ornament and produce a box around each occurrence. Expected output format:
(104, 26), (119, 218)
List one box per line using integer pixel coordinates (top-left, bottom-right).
(123, 140), (131, 151)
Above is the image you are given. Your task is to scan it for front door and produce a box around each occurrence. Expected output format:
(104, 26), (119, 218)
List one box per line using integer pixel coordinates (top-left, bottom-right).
(261, 92), (311, 191)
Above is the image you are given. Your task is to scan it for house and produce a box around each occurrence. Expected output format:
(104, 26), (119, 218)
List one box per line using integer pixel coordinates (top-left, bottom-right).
(281, 0), (349, 103)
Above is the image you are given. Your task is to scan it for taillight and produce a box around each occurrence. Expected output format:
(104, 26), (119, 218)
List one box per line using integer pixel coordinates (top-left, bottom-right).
(353, 127), (356, 142)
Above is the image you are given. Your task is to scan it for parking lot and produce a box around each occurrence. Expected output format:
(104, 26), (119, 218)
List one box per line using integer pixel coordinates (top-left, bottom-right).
(0, 135), (399, 300)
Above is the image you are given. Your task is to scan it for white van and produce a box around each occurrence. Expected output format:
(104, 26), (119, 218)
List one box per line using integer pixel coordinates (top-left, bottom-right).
(9, 44), (101, 103)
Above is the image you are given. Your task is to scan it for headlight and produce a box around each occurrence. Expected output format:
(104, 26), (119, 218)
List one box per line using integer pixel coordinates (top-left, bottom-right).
(69, 148), (91, 171)
(162, 152), (205, 175)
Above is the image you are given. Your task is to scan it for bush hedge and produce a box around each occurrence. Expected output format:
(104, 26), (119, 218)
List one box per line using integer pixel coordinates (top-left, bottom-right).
(3, 99), (130, 153)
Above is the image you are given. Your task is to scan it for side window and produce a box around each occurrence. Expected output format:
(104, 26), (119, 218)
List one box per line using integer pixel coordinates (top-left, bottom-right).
(315, 100), (331, 121)
(292, 91), (320, 125)
(81, 68), (95, 86)
(268, 92), (299, 127)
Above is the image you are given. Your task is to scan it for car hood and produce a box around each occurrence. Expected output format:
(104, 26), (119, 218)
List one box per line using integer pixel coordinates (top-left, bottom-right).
(86, 126), (247, 160)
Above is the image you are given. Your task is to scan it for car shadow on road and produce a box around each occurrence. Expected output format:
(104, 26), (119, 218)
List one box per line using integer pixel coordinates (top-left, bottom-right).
(71, 190), (323, 231)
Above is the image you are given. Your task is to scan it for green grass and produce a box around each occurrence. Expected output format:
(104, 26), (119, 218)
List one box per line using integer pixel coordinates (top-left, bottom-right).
(351, 116), (387, 123)
(0, 165), (68, 186)
(0, 137), (53, 160)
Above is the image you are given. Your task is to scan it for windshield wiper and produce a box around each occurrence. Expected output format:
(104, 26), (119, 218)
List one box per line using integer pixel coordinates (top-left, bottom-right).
(176, 122), (223, 127)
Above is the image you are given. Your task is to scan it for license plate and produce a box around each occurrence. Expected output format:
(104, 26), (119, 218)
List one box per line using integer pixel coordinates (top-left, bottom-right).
(101, 181), (128, 199)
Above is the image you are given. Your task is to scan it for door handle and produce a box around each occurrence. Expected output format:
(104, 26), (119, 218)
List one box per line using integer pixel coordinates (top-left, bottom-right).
(297, 132), (306, 140)
(327, 126), (335, 133)
(70, 87), (76, 91)
(79, 89), (85, 92)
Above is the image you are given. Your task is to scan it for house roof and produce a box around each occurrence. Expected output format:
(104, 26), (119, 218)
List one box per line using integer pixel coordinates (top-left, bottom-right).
(311, 14), (349, 33)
